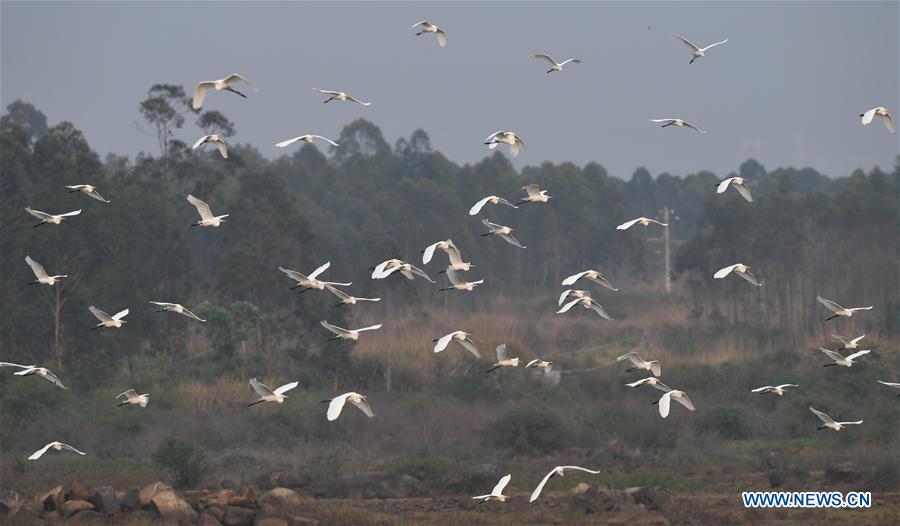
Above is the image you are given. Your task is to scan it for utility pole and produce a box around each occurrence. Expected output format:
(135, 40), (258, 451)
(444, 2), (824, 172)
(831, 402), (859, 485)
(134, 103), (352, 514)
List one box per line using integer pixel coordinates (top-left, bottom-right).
(659, 206), (677, 293)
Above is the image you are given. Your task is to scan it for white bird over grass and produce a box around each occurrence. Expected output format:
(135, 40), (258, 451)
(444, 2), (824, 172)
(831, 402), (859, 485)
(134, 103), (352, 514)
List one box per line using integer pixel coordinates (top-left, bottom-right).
(517, 184), (552, 205)
(832, 334), (866, 351)
(323, 392), (375, 421)
(192, 135), (228, 159)
(486, 344), (520, 373)
(275, 134), (339, 148)
(529, 466), (601, 502)
(278, 262), (351, 293)
(28, 441), (86, 461)
(149, 301), (206, 322)
(533, 53), (582, 73)
(876, 380), (900, 397)
(561, 270), (618, 291)
(25, 256), (66, 286)
(192, 73), (257, 109)
(25, 207), (81, 228)
(860, 107), (895, 133)
(819, 348), (870, 368)
(674, 35), (728, 64)
(626, 377), (671, 392)
(0, 363), (67, 389)
(439, 267), (484, 292)
(558, 289), (591, 306)
(617, 217), (668, 230)
(473, 474), (512, 503)
(314, 89), (371, 105)
(481, 219), (526, 249)
(117, 389), (150, 408)
(816, 296), (873, 321)
(617, 352), (661, 377)
(469, 195), (518, 216)
(421, 239), (473, 271)
(655, 388), (695, 418)
(809, 406), (862, 431)
(187, 194), (229, 227)
(247, 377), (299, 407)
(714, 263), (762, 286)
(324, 284), (381, 307)
(411, 20), (446, 47)
(751, 384), (799, 396)
(485, 131), (524, 157)
(557, 296), (613, 320)
(320, 320), (382, 341)
(433, 331), (481, 358)
(650, 118), (706, 133)
(66, 184), (110, 203)
(89, 305), (129, 330)
(525, 359), (553, 373)
(716, 177), (753, 202)
(370, 259), (435, 282)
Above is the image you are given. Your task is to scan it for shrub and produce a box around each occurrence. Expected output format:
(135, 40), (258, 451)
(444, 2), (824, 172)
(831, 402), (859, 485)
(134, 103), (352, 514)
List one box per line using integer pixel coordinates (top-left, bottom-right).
(483, 406), (562, 454)
(152, 437), (208, 488)
(699, 407), (751, 440)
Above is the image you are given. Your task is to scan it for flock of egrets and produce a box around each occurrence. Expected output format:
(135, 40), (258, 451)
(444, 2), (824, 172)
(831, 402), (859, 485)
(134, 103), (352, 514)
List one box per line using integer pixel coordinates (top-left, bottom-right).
(3, 21), (897, 502)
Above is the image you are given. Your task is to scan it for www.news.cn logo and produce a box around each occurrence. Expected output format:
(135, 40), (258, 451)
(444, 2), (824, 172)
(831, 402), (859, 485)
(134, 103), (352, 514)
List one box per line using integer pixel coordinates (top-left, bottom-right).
(742, 491), (871, 508)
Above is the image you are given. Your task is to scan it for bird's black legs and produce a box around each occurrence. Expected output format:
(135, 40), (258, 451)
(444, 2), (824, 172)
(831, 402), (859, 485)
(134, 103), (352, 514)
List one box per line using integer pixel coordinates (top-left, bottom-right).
(333, 303), (345, 308)
(226, 87), (247, 98)
(247, 400), (265, 407)
(89, 326), (102, 331)
(661, 123), (672, 128)
(816, 426), (827, 431)
(486, 365), (502, 373)
(156, 309), (167, 313)
(297, 288), (311, 295)
(480, 233), (494, 237)
(824, 315), (838, 321)
(26, 281), (38, 286)
(438, 287), (452, 292)
(117, 401), (130, 407)
(625, 367), (638, 372)
(328, 336), (341, 341)
(33, 222), (47, 228)
(822, 363), (837, 367)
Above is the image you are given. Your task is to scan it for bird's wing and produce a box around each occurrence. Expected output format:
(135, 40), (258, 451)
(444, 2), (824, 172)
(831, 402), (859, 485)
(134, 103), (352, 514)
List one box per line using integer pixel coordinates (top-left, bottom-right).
(816, 296), (843, 313)
(850, 335), (866, 345)
(249, 377), (275, 397)
(558, 289), (574, 306)
(682, 121), (706, 133)
(560, 58), (582, 65)
(526, 359), (539, 368)
(28, 442), (56, 460)
(837, 420), (863, 426)
(192, 83), (211, 110)
(590, 272), (618, 291)
(675, 35), (701, 52)
(484, 131), (505, 142)
(411, 20), (430, 28)
(224, 73), (257, 91)
(561, 466), (602, 475)
(561, 271), (587, 286)
(66, 185), (87, 190)
(845, 349), (871, 361)
(776, 384), (798, 389)
(702, 39), (728, 51)
(626, 378), (652, 387)
(496, 344), (509, 361)
(350, 397), (376, 417)
(347, 95), (371, 106)
(445, 267), (463, 286)
(215, 140), (228, 159)
(320, 320), (347, 336)
(658, 391), (673, 418)
(735, 182), (753, 202)
(877, 380), (900, 388)
(459, 337), (481, 358)
(751, 386), (774, 393)
(192, 136), (210, 149)
(180, 307), (206, 322)
(587, 301), (613, 320)
(522, 184), (540, 198)
(508, 142), (522, 157)
(809, 407), (834, 424)
(650, 362), (662, 377)
(492, 474), (512, 496)
(371, 260), (391, 279)
(529, 469), (556, 502)
(324, 284), (351, 301)
(849, 306), (873, 311)
(716, 178), (733, 194)
(25, 256), (49, 280)
(480, 218), (496, 231)
(422, 242), (441, 264)
(58, 210), (82, 217)
(409, 265), (435, 283)
(653, 381), (672, 392)
(89, 306), (113, 322)
(112, 309), (129, 320)
(533, 53), (558, 66)
(311, 135), (340, 146)
(650, 119), (676, 124)
(469, 196), (494, 216)
(43, 371), (67, 389)
(356, 324), (383, 332)
(738, 270), (762, 286)
(60, 443), (87, 455)
(433, 332), (456, 353)
(445, 245), (464, 266)
(25, 207), (52, 221)
(117, 389), (137, 399)
(274, 381), (300, 395)
(617, 352), (641, 365)
(557, 298), (580, 314)
(437, 30), (446, 47)
(860, 108), (877, 125)
(499, 233), (526, 248)
(818, 348), (844, 362)
(674, 394), (695, 411)
(275, 136), (305, 148)
(831, 335), (850, 345)
(0, 362), (31, 369)
(308, 261), (331, 280)
(187, 195), (214, 220)
(879, 113), (896, 133)
(616, 218), (641, 230)
(87, 189), (109, 202)
(327, 394), (351, 421)
(278, 267), (307, 282)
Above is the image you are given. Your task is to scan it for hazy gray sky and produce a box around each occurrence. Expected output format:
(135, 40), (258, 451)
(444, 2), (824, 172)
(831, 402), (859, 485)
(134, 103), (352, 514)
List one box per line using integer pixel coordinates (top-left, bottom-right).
(2, 1), (898, 178)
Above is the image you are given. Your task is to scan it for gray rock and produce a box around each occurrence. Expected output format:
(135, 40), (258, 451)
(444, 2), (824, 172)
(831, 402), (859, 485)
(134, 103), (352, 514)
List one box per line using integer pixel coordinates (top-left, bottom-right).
(88, 486), (120, 515)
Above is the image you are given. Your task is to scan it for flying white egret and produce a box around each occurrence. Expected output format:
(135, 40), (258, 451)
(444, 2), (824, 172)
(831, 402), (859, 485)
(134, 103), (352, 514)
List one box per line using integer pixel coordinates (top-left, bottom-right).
(28, 442), (86, 461)
(832, 334), (866, 351)
(192, 135), (228, 159)
(187, 194), (229, 227)
(149, 301), (206, 322)
(66, 184), (109, 203)
(481, 219), (526, 248)
(247, 377), (299, 407)
(714, 263), (762, 286)
(314, 89), (371, 105)
(0, 363), (67, 389)
(561, 270), (618, 291)
(557, 296), (613, 320)
(558, 289), (591, 306)
(716, 177), (753, 202)
(816, 296), (873, 321)
(860, 107), (895, 133)
(525, 359), (553, 373)
(25, 256), (66, 286)
(421, 239), (473, 271)
(809, 406), (862, 431)
(24, 207), (81, 228)
(323, 392), (375, 421)
(656, 388), (695, 418)
(617, 352), (661, 377)
(674, 35), (728, 64)
(192, 73), (257, 109)
(89, 305), (128, 330)
(616, 217), (668, 230)
(324, 285), (380, 307)
(819, 348), (870, 368)
(517, 184), (551, 205)
(420, 238), (453, 265)
(625, 377), (671, 392)
(473, 474), (512, 503)
(533, 54), (582, 73)
(278, 262), (351, 293)
(876, 380), (900, 397)
(433, 331), (481, 358)
(320, 320), (382, 341)
(469, 195), (518, 216)
(486, 344), (520, 373)
(650, 118), (706, 133)
(439, 267), (484, 292)
(371, 259), (435, 282)
(485, 131), (524, 157)
(529, 466), (601, 502)
(751, 384), (798, 396)
(275, 134), (339, 148)
(411, 21), (446, 47)
(117, 389), (150, 408)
